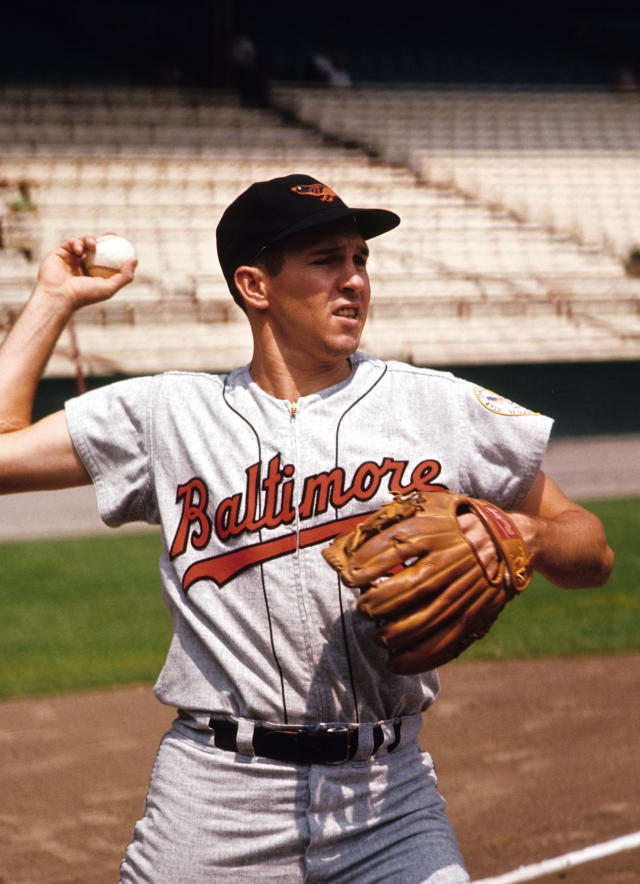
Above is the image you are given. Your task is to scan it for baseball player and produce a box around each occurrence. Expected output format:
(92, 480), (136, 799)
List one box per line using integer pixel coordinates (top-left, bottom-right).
(0, 174), (613, 883)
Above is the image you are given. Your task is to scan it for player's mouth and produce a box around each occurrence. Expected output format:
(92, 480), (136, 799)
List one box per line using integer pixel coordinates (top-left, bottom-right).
(334, 306), (360, 320)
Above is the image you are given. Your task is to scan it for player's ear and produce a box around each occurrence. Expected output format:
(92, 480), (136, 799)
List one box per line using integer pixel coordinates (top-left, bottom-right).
(234, 265), (270, 311)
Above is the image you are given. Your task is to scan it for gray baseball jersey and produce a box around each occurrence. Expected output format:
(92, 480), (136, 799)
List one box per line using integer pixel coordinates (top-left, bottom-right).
(65, 352), (552, 726)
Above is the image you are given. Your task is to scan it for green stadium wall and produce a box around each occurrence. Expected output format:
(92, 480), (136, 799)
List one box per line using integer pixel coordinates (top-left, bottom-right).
(33, 360), (640, 439)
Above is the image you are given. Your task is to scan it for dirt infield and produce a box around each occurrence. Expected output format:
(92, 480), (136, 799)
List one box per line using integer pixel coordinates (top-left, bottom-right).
(1, 654), (638, 883)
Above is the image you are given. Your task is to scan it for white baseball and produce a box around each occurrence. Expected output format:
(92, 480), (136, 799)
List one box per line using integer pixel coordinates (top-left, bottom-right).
(85, 234), (136, 277)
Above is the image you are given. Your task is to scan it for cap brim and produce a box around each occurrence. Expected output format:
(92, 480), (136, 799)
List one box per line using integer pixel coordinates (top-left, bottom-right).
(352, 207), (401, 239)
(267, 204), (400, 249)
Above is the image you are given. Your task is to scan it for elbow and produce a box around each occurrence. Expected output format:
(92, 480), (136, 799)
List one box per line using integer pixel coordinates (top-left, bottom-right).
(573, 539), (615, 589)
(572, 509), (615, 588)
(573, 538), (615, 589)
(536, 540), (615, 591)
(593, 543), (615, 587)
(587, 508), (615, 587)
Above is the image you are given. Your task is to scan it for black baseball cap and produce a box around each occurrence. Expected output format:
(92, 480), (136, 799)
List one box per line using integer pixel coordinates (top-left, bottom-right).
(216, 173), (400, 295)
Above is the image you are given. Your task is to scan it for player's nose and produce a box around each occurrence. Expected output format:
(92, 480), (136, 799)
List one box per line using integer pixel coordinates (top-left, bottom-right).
(338, 260), (367, 295)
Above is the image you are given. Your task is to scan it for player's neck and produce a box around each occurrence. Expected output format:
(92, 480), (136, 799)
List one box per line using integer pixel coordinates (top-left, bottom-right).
(249, 348), (352, 402)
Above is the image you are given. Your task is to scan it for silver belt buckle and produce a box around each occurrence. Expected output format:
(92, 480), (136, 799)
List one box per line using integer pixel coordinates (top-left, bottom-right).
(317, 724), (355, 764)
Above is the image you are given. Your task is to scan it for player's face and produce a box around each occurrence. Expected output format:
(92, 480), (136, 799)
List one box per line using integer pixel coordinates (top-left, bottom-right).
(263, 220), (371, 365)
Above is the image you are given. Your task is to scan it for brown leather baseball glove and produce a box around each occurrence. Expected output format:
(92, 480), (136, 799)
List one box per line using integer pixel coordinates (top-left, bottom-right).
(322, 491), (532, 673)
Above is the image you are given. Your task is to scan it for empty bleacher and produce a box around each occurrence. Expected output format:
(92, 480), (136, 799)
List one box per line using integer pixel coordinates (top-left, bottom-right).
(272, 86), (640, 255)
(1, 84), (639, 377)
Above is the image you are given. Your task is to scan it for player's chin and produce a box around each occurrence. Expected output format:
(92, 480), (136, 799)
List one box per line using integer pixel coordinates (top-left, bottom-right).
(331, 318), (365, 349)
(327, 330), (363, 359)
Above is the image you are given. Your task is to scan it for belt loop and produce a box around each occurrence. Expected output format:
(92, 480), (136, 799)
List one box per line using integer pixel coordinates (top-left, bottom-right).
(388, 719), (402, 752)
(352, 722), (374, 761)
(235, 718), (255, 756)
(380, 718), (403, 754)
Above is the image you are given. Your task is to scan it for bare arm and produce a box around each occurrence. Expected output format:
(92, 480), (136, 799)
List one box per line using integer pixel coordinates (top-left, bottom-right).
(511, 470), (614, 589)
(462, 470), (614, 590)
(0, 235), (136, 492)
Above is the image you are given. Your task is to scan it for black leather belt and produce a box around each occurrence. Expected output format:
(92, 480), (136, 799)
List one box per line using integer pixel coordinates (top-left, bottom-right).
(208, 717), (402, 764)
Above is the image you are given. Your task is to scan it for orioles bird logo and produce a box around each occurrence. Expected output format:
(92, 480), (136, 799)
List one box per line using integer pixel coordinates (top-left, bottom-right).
(291, 183), (337, 202)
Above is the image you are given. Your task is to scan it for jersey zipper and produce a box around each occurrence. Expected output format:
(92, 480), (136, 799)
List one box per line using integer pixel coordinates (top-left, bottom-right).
(290, 401), (300, 543)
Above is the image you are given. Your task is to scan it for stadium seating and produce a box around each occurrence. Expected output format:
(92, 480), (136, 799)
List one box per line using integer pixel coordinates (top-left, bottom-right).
(271, 86), (640, 255)
(1, 84), (639, 376)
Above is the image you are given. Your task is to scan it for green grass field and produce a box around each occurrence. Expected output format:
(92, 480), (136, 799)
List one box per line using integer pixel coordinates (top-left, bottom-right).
(465, 496), (640, 661)
(0, 497), (638, 698)
(0, 532), (169, 697)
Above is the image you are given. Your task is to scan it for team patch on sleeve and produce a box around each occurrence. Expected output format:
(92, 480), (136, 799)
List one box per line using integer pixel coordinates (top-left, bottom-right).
(473, 386), (538, 416)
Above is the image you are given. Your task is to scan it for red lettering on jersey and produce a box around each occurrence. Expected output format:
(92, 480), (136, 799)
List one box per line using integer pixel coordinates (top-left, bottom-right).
(298, 468), (349, 518)
(216, 456), (297, 540)
(172, 455), (446, 571)
(380, 457), (414, 494)
(183, 510), (374, 591)
(215, 492), (243, 539)
(350, 460), (387, 500)
(170, 478), (212, 559)
(296, 458), (445, 519)
(411, 460), (443, 490)
(261, 455), (296, 528)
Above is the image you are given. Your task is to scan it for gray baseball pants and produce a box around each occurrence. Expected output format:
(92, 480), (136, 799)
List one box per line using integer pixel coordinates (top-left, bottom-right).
(119, 713), (469, 883)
